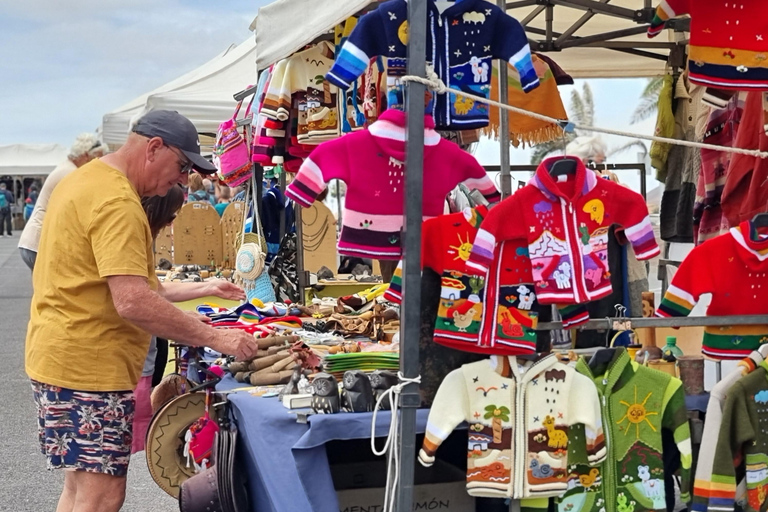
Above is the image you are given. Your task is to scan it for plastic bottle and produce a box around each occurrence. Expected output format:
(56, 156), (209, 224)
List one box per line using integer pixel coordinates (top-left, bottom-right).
(661, 336), (684, 361)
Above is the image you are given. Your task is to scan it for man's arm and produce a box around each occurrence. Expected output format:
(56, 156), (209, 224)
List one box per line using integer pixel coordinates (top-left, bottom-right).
(158, 280), (245, 303)
(108, 275), (258, 360)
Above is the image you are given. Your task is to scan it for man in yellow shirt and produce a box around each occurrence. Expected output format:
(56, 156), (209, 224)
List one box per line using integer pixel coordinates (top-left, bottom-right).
(26, 110), (258, 512)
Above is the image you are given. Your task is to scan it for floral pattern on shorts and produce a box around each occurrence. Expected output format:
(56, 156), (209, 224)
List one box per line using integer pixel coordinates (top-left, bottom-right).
(31, 380), (135, 476)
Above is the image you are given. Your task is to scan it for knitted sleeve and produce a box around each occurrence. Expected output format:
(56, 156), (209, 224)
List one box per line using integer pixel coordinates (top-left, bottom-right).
(284, 137), (349, 208)
(492, 11), (539, 93)
(568, 372), (607, 464)
(467, 196), (526, 273)
(609, 185), (660, 261)
(648, 0), (691, 38)
(455, 151), (502, 205)
(655, 242), (713, 318)
(260, 59), (292, 121)
(710, 381), (754, 510)
(418, 367), (470, 467)
(326, 10), (388, 90)
(661, 378), (693, 502)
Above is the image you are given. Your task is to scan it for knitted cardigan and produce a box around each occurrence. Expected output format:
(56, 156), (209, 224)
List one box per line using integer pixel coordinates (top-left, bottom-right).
(648, 0), (768, 90)
(558, 349), (692, 512)
(419, 355), (606, 499)
(325, 0), (539, 130)
(285, 109), (500, 260)
(384, 207), (541, 356)
(711, 361), (768, 512)
(467, 156), (659, 306)
(261, 41), (341, 144)
(692, 350), (766, 512)
(656, 220), (768, 360)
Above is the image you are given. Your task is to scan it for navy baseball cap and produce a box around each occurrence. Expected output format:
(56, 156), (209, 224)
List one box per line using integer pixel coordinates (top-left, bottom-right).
(132, 110), (217, 174)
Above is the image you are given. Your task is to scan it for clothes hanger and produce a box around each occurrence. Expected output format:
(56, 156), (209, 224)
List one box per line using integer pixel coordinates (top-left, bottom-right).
(751, 212), (768, 229)
(550, 133), (577, 178)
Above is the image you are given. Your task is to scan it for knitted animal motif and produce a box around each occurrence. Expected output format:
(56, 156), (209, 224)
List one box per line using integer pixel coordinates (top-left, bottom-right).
(500, 311), (525, 337)
(638, 465), (663, 498)
(617, 493), (635, 512)
(579, 468), (600, 488)
(453, 306), (477, 332)
(469, 56), (489, 83)
(517, 285), (535, 310)
(530, 458), (554, 479)
(543, 415), (568, 449)
(454, 96), (476, 115)
(585, 268), (603, 288)
(552, 262), (572, 290)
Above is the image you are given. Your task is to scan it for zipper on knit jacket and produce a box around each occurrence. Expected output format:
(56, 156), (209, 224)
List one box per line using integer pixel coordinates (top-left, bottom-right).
(514, 374), (528, 498)
(601, 392), (617, 512)
(559, 199), (583, 302)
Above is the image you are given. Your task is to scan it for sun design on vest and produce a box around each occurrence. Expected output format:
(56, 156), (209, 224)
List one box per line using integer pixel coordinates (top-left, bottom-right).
(616, 385), (659, 439)
(450, 232), (473, 261)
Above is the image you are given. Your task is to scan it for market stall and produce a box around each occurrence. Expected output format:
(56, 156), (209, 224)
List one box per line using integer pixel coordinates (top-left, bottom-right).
(138, 1), (768, 511)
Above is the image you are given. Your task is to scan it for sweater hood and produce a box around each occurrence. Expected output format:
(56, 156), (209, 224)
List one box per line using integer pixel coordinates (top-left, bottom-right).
(730, 220), (768, 270)
(575, 347), (634, 395)
(529, 156), (599, 202)
(367, 109), (441, 163)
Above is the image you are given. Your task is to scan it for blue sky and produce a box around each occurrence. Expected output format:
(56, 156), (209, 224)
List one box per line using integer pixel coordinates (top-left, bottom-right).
(0, 1), (660, 191)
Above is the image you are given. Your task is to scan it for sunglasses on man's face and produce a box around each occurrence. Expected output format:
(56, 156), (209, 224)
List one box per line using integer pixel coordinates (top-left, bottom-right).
(164, 144), (194, 175)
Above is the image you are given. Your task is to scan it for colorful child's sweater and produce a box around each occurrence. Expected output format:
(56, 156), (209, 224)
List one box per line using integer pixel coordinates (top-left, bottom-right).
(692, 349), (766, 512)
(467, 156), (659, 306)
(648, 0), (768, 91)
(325, 0), (539, 130)
(284, 109), (500, 260)
(419, 354), (606, 499)
(558, 349), (692, 512)
(383, 207), (541, 356)
(261, 41), (341, 144)
(710, 360), (768, 512)
(656, 220), (768, 360)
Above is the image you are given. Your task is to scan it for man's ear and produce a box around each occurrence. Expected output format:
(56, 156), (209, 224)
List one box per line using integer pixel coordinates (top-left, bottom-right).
(146, 137), (164, 162)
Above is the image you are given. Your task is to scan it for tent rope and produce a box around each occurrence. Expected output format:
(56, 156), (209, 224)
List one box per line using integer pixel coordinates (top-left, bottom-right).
(401, 73), (768, 160)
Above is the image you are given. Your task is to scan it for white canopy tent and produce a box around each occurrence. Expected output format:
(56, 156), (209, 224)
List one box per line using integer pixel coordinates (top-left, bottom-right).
(0, 144), (69, 177)
(102, 38), (257, 149)
(253, 0), (676, 77)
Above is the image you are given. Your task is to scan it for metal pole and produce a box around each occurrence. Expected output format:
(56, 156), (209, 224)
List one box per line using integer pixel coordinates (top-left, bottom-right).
(498, 0), (512, 199)
(396, 0), (426, 509)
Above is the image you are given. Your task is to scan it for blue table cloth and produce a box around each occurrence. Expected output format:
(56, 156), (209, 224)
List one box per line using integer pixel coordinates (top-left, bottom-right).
(217, 375), (430, 512)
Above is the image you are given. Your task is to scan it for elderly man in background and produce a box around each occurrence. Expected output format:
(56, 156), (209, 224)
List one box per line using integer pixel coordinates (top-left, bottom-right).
(18, 133), (104, 270)
(26, 110), (259, 512)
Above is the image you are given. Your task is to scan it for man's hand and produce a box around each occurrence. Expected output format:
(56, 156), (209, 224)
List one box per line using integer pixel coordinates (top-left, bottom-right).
(206, 280), (246, 301)
(210, 329), (259, 361)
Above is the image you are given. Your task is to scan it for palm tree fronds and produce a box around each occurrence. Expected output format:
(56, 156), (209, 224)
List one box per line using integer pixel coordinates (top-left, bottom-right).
(630, 77), (664, 124)
(609, 139), (648, 157)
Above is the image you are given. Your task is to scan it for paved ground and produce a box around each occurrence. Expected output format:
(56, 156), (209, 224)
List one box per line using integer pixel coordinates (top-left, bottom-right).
(0, 234), (177, 511)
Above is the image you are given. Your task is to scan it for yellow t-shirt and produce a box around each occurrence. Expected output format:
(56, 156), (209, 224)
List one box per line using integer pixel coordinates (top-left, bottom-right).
(26, 159), (158, 392)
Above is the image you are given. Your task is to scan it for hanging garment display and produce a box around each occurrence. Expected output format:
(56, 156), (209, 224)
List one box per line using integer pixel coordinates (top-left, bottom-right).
(484, 55), (569, 148)
(418, 354), (606, 499)
(384, 207), (541, 355)
(559, 349), (692, 512)
(656, 219), (768, 360)
(325, 0), (539, 130)
(285, 109), (500, 260)
(692, 349), (766, 512)
(693, 94), (744, 245)
(721, 91), (768, 227)
(649, 74), (675, 180)
(261, 41), (340, 144)
(467, 156), (658, 314)
(709, 360), (768, 512)
(648, 0), (768, 91)
(659, 74), (709, 243)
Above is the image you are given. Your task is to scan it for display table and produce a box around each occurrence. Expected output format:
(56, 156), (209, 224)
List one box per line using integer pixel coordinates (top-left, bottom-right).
(217, 375), (430, 512)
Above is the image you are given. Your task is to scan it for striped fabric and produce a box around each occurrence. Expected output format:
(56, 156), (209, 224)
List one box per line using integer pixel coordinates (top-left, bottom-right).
(326, 42), (370, 90)
(624, 216), (661, 260)
(647, 0), (678, 37)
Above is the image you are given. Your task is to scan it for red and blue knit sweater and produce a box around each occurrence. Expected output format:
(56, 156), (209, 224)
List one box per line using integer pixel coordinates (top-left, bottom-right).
(656, 220), (768, 360)
(285, 109), (500, 260)
(467, 157), (659, 306)
(648, 0), (768, 90)
(325, 0), (539, 130)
